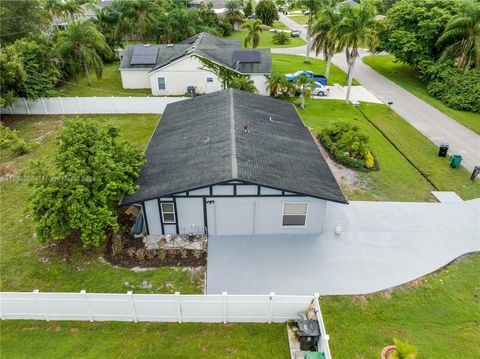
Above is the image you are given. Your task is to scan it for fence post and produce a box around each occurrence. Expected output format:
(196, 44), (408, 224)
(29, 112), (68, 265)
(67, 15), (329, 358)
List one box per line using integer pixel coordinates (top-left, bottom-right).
(33, 289), (49, 321)
(23, 98), (30, 115)
(76, 96), (81, 113)
(127, 291), (138, 323)
(268, 292), (275, 324)
(41, 98), (48, 115)
(81, 290), (94, 322)
(222, 292), (228, 324)
(175, 292), (182, 323)
(58, 97), (64, 115)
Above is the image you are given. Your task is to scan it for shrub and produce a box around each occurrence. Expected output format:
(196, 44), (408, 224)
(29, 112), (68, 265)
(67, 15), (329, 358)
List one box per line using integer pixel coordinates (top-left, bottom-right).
(319, 121), (375, 169)
(219, 22), (234, 36)
(11, 139), (30, 155)
(0, 123), (19, 149)
(272, 31), (290, 45)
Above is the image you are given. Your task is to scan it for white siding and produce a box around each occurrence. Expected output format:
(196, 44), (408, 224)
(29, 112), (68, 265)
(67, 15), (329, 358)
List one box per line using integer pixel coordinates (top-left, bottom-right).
(212, 185), (234, 195)
(236, 185), (258, 195)
(260, 187), (282, 195)
(120, 69), (151, 89)
(249, 74), (269, 96)
(144, 200), (161, 235)
(177, 197), (204, 234)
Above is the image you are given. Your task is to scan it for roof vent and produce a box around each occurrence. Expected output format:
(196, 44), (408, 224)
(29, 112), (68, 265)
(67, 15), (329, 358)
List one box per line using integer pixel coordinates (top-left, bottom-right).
(166, 44), (174, 47)
(143, 44), (151, 47)
(243, 123), (250, 133)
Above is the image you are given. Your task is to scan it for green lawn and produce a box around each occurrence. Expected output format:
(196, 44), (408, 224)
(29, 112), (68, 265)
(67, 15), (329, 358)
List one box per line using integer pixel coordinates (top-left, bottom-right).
(272, 21), (289, 30)
(288, 15), (309, 25)
(362, 55), (480, 135)
(0, 321), (289, 358)
(57, 63), (152, 97)
(272, 54), (358, 85)
(298, 100), (479, 200)
(0, 114), (204, 294)
(224, 30), (306, 48)
(322, 254), (480, 358)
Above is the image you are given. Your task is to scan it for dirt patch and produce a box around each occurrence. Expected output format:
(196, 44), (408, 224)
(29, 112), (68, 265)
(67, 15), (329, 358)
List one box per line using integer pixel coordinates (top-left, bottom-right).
(0, 161), (19, 180)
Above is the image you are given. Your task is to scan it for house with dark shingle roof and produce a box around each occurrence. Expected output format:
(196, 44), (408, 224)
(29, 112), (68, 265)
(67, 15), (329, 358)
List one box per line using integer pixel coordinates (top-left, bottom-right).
(123, 89), (347, 237)
(120, 33), (272, 96)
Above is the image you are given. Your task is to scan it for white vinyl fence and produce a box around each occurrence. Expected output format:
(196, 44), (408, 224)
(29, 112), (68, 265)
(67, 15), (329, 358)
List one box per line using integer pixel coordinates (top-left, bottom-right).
(1, 96), (187, 115)
(0, 290), (331, 357)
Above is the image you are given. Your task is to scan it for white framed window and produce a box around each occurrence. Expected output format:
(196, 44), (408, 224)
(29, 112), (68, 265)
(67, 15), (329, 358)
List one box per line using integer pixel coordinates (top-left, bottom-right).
(157, 77), (166, 90)
(160, 202), (176, 223)
(282, 202), (308, 227)
(206, 76), (214, 83)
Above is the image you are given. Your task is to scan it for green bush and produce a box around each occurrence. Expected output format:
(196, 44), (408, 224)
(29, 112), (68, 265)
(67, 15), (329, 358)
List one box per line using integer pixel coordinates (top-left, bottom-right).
(319, 121), (375, 169)
(11, 138), (30, 155)
(0, 123), (30, 156)
(272, 31), (290, 45)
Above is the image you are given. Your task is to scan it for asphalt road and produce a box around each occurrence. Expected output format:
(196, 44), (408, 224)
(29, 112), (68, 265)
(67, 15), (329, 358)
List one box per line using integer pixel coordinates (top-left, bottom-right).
(277, 14), (480, 173)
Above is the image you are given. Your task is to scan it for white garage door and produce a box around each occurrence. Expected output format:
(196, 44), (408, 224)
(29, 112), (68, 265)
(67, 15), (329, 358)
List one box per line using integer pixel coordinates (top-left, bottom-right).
(214, 202), (255, 235)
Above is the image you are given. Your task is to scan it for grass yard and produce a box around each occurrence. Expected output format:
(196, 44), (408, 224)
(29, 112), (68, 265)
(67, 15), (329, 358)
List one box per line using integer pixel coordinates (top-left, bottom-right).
(298, 100), (479, 200)
(224, 30), (306, 48)
(0, 114), (204, 294)
(322, 254), (480, 358)
(272, 54), (359, 85)
(272, 21), (289, 30)
(0, 321), (289, 358)
(362, 55), (480, 134)
(288, 15), (309, 25)
(57, 63), (152, 97)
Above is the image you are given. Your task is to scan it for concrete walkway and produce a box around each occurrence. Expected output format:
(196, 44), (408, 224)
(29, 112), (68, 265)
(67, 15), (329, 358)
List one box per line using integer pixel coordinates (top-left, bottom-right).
(276, 14), (480, 173)
(207, 196), (480, 295)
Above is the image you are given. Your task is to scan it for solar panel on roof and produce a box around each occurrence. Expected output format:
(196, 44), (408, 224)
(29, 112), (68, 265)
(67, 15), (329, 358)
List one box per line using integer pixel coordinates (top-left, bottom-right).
(232, 50), (261, 63)
(130, 46), (159, 65)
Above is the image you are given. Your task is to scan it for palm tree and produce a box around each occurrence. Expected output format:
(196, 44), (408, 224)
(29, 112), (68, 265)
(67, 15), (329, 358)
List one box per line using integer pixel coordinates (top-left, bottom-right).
(311, 7), (340, 80)
(295, 74), (315, 109)
(224, 0), (244, 29)
(241, 19), (263, 48)
(266, 71), (291, 96)
(131, 0), (162, 42)
(55, 21), (111, 85)
(334, 1), (378, 103)
(436, 0), (480, 70)
(295, 0), (328, 62)
(63, 0), (84, 22)
(44, 0), (65, 27)
(230, 76), (258, 93)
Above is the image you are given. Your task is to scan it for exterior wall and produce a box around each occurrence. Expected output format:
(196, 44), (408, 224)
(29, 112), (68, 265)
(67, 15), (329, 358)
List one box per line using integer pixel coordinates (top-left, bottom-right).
(120, 69), (151, 89)
(177, 197), (204, 234)
(149, 56), (223, 96)
(144, 199), (162, 234)
(249, 74), (269, 96)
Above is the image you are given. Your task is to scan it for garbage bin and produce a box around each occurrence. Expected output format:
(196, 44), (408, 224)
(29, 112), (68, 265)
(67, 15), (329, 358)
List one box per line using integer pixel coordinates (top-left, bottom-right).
(448, 155), (463, 168)
(297, 319), (320, 351)
(438, 143), (449, 157)
(187, 86), (196, 97)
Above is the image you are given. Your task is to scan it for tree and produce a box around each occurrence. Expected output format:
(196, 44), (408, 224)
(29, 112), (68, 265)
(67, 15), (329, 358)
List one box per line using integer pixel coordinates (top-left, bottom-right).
(224, 0), (244, 26)
(230, 76), (258, 92)
(242, 19), (263, 48)
(196, 55), (245, 89)
(295, 0), (329, 62)
(266, 71), (291, 96)
(0, 46), (26, 107)
(295, 74), (315, 109)
(311, 6), (340, 79)
(0, 0), (50, 44)
(56, 20), (111, 85)
(44, 0), (65, 27)
(63, 0), (84, 22)
(272, 30), (290, 44)
(130, 0), (162, 42)
(335, 1), (378, 103)
(255, 0), (278, 27)
(28, 120), (145, 248)
(244, 0), (254, 18)
(436, 0), (480, 70)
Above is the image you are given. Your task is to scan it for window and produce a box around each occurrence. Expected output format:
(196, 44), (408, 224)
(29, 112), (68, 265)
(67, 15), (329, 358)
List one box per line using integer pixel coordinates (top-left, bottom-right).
(206, 77), (214, 83)
(157, 77), (166, 90)
(160, 202), (176, 223)
(282, 203), (308, 227)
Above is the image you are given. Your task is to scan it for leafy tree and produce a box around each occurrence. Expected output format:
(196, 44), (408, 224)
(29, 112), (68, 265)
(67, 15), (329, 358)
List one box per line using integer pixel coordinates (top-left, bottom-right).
(131, 0), (162, 42)
(198, 2), (221, 28)
(255, 0), (278, 27)
(266, 71), (291, 96)
(272, 30), (290, 44)
(0, 0), (50, 44)
(230, 76), (258, 92)
(244, 0), (254, 18)
(0, 46), (26, 107)
(196, 55), (246, 89)
(224, 0), (244, 26)
(28, 120), (145, 248)
(242, 19), (263, 48)
(44, 0), (65, 27)
(311, 6), (340, 79)
(295, 74), (315, 109)
(55, 20), (111, 85)
(436, 0), (480, 70)
(335, 1), (378, 103)
(63, 0), (84, 22)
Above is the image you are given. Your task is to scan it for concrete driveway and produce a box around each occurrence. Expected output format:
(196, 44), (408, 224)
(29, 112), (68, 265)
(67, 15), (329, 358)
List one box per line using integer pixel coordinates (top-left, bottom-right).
(206, 195), (480, 295)
(316, 84), (383, 104)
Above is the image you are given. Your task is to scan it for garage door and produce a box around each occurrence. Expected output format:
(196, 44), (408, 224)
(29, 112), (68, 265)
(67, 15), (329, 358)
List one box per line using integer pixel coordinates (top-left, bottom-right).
(214, 202), (255, 235)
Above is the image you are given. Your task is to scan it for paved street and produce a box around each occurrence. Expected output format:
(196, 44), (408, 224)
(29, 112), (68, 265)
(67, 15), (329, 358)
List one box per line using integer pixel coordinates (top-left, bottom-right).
(276, 14), (480, 173)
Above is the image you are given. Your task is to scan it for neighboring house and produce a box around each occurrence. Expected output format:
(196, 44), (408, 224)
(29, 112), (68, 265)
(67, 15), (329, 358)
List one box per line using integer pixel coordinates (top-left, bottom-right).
(122, 89), (347, 237)
(119, 33), (272, 96)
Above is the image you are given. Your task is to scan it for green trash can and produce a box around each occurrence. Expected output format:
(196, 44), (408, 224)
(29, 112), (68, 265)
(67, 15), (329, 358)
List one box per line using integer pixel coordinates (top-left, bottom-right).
(448, 155), (463, 168)
(304, 352), (326, 359)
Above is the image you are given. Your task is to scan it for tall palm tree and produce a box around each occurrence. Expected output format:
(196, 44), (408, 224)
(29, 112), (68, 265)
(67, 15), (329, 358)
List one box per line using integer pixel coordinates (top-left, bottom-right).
(311, 6), (340, 80)
(295, 0), (329, 62)
(224, 0), (244, 29)
(334, 1), (378, 103)
(436, 0), (480, 70)
(55, 21), (111, 85)
(295, 74), (315, 109)
(44, 0), (65, 27)
(131, 0), (162, 42)
(63, 0), (84, 22)
(266, 71), (291, 96)
(230, 76), (258, 93)
(241, 19), (263, 48)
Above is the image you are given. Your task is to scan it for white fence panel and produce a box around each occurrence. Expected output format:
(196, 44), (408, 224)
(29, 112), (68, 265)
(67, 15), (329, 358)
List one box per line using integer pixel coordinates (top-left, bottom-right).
(1, 97), (187, 115)
(133, 293), (178, 322)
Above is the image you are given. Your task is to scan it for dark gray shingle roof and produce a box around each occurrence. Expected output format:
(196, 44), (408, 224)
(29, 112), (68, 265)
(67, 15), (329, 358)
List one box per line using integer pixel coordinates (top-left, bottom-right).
(122, 90), (347, 205)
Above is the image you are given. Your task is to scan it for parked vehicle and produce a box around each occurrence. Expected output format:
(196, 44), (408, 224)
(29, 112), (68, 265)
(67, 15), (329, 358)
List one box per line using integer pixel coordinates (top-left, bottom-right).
(285, 70), (327, 86)
(310, 82), (330, 96)
(247, 14), (256, 20)
(291, 29), (300, 37)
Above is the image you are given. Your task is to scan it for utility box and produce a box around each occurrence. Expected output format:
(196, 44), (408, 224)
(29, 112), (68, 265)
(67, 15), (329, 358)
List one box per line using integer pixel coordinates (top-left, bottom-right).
(438, 143), (449, 157)
(448, 155), (463, 168)
(187, 86), (196, 97)
(297, 319), (320, 351)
